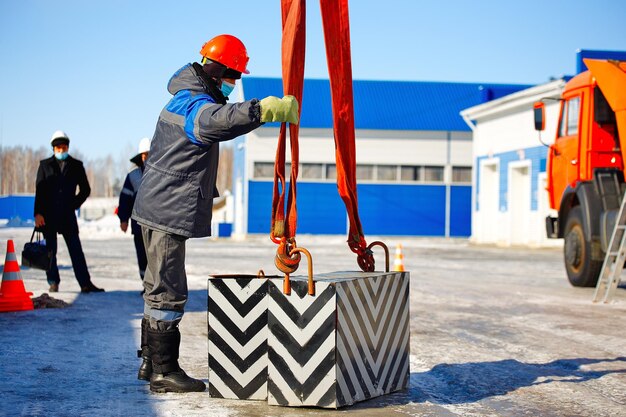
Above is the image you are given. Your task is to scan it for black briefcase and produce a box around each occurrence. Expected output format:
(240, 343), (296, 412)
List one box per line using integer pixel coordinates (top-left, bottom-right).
(21, 228), (52, 271)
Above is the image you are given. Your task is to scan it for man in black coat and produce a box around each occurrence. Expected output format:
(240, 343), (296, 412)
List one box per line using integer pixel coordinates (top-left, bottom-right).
(34, 130), (104, 293)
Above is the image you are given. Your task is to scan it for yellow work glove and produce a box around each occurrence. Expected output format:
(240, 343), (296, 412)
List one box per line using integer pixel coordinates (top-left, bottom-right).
(259, 95), (299, 124)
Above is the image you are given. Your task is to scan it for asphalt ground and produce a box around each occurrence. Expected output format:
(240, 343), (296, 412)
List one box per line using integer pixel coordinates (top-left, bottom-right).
(0, 227), (624, 417)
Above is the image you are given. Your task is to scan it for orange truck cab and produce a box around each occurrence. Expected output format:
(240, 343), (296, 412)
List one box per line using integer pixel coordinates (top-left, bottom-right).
(535, 59), (626, 287)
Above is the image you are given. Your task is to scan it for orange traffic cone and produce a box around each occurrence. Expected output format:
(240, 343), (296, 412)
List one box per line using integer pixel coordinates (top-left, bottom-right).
(393, 243), (405, 272)
(0, 240), (34, 312)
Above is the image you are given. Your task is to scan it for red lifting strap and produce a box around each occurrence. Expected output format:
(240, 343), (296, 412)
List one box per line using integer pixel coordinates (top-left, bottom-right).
(272, 0), (375, 273)
(271, 0), (306, 274)
(319, 0), (374, 271)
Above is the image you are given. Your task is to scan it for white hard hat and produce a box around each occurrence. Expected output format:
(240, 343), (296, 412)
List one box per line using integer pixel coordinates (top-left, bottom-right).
(50, 130), (70, 147)
(137, 137), (151, 154)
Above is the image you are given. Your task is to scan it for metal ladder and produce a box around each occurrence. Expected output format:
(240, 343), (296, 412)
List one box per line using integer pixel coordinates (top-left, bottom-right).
(593, 191), (626, 303)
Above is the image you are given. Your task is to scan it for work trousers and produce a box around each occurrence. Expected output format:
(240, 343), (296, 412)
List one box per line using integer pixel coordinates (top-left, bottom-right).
(141, 226), (188, 331)
(133, 232), (147, 280)
(44, 230), (91, 287)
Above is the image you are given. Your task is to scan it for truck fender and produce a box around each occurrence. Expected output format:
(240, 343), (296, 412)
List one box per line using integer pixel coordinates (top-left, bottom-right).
(558, 182), (601, 242)
(559, 182), (604, 261)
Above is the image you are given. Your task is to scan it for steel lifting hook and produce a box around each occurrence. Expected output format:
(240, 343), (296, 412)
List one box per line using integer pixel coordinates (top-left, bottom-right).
(367, 241), (390, 272)
(282, 246), (315, 296)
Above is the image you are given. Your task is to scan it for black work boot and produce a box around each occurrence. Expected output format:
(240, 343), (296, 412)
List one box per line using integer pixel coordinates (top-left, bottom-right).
(137, 318), (152, 381)
(150, 369), (206, 393)
(147, 327), (205, 393)
(81, 281), (105, 293)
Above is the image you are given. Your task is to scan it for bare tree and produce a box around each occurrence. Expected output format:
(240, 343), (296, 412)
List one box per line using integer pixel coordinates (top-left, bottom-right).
(0, 145), (125, 197)
(0, 144), (233, 198)
(84, 154), (120, 198)
(0, 145), (47, 194)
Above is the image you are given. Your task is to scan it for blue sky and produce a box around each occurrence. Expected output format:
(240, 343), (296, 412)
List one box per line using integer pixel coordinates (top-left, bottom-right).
(1, 0), (625, 159)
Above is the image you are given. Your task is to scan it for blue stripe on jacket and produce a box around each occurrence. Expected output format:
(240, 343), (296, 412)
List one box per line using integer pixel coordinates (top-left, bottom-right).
(165, 90), (215, 146)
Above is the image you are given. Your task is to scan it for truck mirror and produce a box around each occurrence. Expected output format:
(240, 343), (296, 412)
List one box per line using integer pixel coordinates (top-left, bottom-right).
(533, 102), (545, 131)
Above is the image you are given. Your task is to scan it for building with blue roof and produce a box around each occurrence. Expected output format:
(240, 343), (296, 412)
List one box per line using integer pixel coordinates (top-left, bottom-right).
(230, 77), (531, 238)
(242, 78), (530, 131)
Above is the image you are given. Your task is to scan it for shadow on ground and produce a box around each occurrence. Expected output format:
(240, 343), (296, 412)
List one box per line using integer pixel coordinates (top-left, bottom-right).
(367, 357), (626, 408)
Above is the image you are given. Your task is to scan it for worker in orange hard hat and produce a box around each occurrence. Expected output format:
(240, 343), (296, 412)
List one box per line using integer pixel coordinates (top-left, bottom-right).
(132, 34), (299, 393)
(199, 34), (250, 94)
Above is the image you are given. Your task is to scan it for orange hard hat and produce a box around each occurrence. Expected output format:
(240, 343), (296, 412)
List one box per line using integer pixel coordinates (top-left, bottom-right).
(200, 34), (250, 74)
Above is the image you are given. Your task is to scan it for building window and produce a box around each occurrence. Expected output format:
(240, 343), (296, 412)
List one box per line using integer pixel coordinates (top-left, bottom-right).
(284, 163), (291, 180)
(400, 166), (420, 181)
(253, 162), (274, 179)
(424, 166), (444, 182)
(326, 164), (337, 180)
(301, 163), (323, 179)
(356, 164), (374, 180)
(452, 166), (472, 183)
(254, 162), (291, 179)
(256, 162), (450, 184)
(376, 165), (398, 181)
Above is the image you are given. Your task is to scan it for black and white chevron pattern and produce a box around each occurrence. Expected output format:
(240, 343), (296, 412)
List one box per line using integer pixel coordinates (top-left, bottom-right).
(336, 272), (410, 404)
(267, 272), (410, 408)
(267, 278), (338, 407)
(207, 277), (269, 400)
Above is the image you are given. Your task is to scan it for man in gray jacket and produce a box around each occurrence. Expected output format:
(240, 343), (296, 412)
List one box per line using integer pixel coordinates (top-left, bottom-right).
(132, 34), (298, 393)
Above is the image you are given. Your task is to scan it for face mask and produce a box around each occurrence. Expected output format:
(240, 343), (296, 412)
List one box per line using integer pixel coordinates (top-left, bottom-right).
(54, 151), (69, 161)
(220, 80), (235, 97)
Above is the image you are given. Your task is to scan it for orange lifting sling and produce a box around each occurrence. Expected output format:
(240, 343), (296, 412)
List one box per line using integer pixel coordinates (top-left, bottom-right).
(271, 0), (383, 292)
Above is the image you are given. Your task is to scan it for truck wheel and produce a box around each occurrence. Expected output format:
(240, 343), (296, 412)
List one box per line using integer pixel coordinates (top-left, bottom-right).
(563, 206), (602, 287)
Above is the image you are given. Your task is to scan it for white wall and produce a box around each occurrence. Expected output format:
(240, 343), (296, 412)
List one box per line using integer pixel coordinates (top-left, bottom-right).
(465, 80), (564, 247)
(472, 107), (558, 156)
(247, 128), (472, 170)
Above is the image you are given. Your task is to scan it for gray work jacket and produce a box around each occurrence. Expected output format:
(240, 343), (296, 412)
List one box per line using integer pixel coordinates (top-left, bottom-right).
(132, 63), (262, 237)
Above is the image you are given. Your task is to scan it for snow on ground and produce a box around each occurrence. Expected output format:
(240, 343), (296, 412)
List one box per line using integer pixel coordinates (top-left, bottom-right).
(0, 225), (625, 417)
(77, 214), (134, 240)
